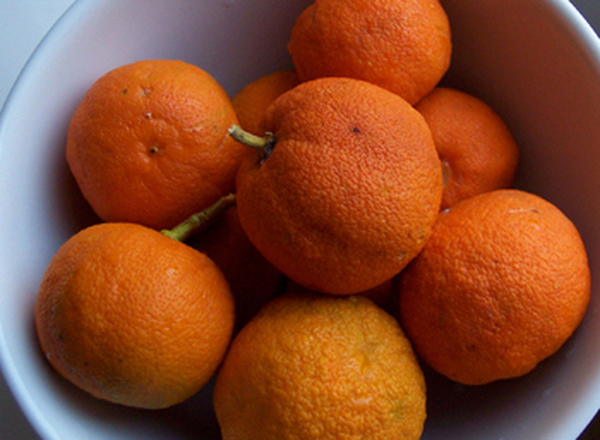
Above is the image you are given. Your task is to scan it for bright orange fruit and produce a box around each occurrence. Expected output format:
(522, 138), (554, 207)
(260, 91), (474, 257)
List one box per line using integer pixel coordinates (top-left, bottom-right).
(415, 87), (520, 209)
(232, 69), (300, 136)
(213, 292), (427, 439)
(287, 0), (452, 104)
(234, 77), (443, 295)
(398, 189), (591, 385)
(35, 222), (235, 409)
(66, 59), (249, 230)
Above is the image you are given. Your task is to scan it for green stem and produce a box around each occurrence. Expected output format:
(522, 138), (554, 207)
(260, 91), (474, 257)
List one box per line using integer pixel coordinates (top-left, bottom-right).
(161, 193), (236, 242)
(228, 125), (275, 154)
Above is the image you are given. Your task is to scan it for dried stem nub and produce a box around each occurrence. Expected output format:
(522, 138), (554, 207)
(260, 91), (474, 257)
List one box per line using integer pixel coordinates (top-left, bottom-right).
(228, 125), (276, 159)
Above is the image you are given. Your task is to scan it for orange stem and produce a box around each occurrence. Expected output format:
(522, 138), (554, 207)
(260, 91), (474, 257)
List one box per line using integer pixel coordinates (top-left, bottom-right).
(161, 193), (236, 242)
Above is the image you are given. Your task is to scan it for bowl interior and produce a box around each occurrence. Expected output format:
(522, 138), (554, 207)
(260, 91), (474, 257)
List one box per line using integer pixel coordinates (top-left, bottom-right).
(1, 0), (599, 438)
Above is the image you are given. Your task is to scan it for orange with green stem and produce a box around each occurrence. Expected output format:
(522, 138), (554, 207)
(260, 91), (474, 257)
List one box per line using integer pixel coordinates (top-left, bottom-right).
(35, 200), (236, 409)
(230, 77), (443, 295)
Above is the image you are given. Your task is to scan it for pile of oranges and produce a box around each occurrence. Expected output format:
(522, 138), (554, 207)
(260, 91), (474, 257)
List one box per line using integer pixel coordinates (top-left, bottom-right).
(34, 0), (590, 438)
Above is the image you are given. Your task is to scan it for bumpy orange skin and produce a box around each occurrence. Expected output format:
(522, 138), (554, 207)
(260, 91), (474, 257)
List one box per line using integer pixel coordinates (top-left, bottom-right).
(235, 77), (443, 295)
(35, 223), (235, 409)
(415, 87), (520, 209)
(399, 189), (591, 385)
(287, 0), (452, 105)
(213, 292), (427, 440)
(66, 59), (249, 231)
(232, 69), (300, 136)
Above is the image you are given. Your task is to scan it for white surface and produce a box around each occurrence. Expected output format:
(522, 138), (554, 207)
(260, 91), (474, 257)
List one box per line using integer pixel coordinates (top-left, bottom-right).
(0, 3), (76, 439)
(0, 1), (598, 439)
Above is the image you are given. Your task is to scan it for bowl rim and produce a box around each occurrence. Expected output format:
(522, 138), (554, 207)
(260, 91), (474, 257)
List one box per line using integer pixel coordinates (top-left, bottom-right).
(552, 0), (600, 68)
(0, 3), (91, 438)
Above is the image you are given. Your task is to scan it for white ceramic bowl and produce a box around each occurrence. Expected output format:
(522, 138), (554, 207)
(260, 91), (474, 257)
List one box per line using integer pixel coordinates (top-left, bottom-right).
(1, 0), (599, 438)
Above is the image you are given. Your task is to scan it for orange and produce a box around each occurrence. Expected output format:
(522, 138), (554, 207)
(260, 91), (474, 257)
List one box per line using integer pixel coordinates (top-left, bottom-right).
(233, 77), (443, 295)
(398, 189), (591, 385)
(232, 69), (300, 136)
(287, 0), (452, 105)
(213, 291), (427, 439)
(34, 222), (235, 409)
(189, 204), (286, 332)
(415, 87), (520, 209)
(66, 59), (249, 231)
